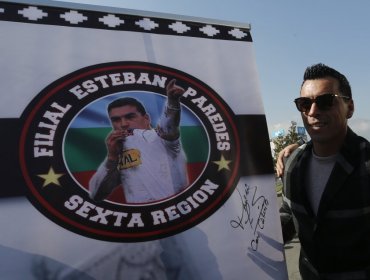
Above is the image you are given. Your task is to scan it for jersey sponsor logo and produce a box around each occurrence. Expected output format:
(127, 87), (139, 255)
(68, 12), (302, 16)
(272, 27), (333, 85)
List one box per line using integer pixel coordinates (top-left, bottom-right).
(19, 61), (241, 242)
(119, 149), (142, 169)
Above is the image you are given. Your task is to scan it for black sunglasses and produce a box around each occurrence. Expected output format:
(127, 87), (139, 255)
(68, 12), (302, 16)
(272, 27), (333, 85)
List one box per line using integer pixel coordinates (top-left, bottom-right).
(294, 93), (350, 113)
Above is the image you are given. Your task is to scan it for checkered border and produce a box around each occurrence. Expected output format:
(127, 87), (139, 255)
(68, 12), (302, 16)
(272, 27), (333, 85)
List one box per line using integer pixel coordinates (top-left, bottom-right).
(0, 1), (252, 41)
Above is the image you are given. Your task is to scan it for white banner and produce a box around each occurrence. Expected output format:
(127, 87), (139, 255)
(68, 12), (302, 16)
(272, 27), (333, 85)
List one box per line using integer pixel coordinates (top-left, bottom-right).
(0, 1), (288, 279)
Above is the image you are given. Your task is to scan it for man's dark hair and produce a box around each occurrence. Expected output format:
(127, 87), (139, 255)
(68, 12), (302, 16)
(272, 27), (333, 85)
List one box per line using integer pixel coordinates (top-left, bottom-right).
(302, 63), (352, 98)
(107, 97), (147, 115)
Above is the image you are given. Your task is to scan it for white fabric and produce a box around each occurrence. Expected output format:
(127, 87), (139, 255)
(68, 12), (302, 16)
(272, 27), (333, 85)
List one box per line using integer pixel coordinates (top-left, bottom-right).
(119, 129), (188, 203)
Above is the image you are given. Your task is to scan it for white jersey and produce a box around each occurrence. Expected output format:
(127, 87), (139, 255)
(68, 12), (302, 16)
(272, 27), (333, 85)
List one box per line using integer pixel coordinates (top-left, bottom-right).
(90, 128), (188, 204)
(117, 129), (188, 203)
(89, 100), (188, 204)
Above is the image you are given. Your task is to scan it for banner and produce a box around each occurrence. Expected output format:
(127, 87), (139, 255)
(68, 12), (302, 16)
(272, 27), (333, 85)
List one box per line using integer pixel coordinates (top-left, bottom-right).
(0, 0), (288, 279)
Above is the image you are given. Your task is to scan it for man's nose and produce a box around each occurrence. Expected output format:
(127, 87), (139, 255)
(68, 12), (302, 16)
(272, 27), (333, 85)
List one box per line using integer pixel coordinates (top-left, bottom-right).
(119, 117), (129, 128)
(307, 102), (320, 116)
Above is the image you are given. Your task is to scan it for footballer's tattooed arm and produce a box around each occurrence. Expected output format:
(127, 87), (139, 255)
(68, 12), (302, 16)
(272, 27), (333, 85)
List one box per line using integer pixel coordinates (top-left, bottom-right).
(157, 79), (184, 141)
(89, 159), (120, 202)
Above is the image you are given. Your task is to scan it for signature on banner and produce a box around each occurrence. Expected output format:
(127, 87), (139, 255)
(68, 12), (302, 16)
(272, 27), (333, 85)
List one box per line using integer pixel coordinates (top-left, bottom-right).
(230, 184), (269, 251)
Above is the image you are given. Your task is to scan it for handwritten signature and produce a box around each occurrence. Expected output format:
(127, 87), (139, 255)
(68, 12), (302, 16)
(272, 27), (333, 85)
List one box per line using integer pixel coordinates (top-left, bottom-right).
(230, 184), (269, 251)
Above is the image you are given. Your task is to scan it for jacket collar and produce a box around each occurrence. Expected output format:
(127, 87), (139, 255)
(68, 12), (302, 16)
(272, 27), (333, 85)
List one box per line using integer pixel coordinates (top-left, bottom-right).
(293, 127), (359, 218)
(314, 128), (358, 217)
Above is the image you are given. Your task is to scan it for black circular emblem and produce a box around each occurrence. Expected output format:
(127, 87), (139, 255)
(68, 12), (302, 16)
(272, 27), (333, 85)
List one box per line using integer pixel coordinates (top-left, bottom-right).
(20, 61), (240, 242)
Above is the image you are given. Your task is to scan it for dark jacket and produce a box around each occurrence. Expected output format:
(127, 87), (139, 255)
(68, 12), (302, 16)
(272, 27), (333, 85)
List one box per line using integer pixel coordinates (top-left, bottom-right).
(280, 128), (370, 280)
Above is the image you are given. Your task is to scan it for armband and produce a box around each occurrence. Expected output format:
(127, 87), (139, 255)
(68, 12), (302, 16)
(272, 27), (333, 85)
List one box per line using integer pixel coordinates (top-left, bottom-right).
(166, 103), (180, 111)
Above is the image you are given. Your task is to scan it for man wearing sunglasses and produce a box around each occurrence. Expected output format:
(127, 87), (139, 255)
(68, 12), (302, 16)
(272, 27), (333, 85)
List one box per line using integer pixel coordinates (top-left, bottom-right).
(279, 63), (370, 279)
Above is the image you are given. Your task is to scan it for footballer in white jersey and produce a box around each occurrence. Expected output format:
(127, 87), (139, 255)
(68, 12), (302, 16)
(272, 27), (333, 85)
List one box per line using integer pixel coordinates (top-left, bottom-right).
(89, 79), (189, 203)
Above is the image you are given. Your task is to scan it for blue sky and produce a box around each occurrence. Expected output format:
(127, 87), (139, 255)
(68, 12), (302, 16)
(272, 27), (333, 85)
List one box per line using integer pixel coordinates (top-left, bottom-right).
(54, 0), (370, 140)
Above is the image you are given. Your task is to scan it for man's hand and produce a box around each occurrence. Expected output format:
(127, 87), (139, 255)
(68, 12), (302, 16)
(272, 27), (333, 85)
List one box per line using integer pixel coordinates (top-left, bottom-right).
(106, 129), (129, 161)
(276, 143), (299, 177)
(166, 79), (184, 108)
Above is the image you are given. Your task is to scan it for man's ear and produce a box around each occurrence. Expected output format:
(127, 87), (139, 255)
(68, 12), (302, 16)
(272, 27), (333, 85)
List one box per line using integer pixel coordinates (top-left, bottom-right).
(144, 113), (151, 127)
(347, 100), (354, 119)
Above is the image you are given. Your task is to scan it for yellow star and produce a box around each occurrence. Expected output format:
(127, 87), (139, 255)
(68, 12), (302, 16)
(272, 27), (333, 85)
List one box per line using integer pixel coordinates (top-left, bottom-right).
(37, 167), (63, 187)
(213, 155), (232, 171)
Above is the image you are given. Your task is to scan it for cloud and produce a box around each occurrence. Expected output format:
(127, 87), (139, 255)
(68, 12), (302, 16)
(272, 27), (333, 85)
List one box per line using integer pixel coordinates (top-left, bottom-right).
(349, 118), (370, 141)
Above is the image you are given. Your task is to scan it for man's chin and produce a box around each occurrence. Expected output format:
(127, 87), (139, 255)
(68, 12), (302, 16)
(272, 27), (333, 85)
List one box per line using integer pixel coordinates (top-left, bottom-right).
(310, 131), (339, 145)
(308, 129), (327, 141)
